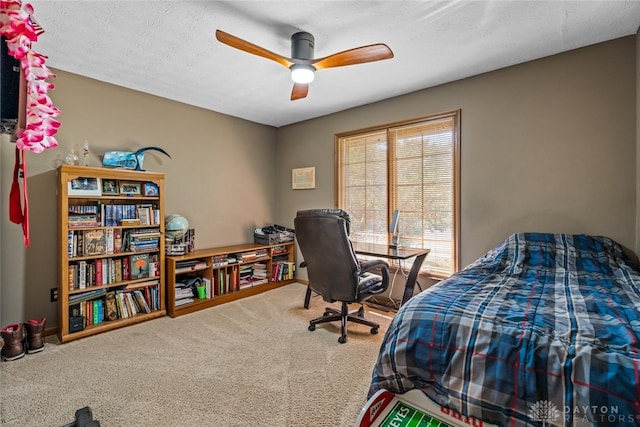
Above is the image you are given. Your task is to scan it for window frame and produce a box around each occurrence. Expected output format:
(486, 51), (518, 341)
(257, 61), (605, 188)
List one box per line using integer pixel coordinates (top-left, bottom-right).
(334, 110), (461, 278)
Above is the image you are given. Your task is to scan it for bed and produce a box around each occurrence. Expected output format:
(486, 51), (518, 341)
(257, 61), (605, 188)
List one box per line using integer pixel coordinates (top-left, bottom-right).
(368, 232), (640, 426)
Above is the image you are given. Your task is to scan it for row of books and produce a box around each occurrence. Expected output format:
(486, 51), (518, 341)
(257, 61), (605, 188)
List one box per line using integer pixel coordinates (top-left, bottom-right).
(234, 248), (269, 263)
(68, 282), (160, 328)
(127, 229), (161, 252)
(68, 254), (159, 290)
(102, 203), (160, 226)
(271, 245), (290, 256)
(218, 266), (239, 293)
(68, 228), (160, 258)
(272, 261), (295, 282)
(239, 263), (268, 289)
(212, 254), (233, 267)
(68, 203), (160, 228)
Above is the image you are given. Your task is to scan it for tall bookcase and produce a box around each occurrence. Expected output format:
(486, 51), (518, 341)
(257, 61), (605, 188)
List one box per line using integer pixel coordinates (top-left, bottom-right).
(57, 165), (166, 343)
(165, 242), (296, 317)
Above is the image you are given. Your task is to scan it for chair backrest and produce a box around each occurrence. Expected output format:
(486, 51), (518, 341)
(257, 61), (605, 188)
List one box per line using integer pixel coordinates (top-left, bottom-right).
(294, 209), (361, 302)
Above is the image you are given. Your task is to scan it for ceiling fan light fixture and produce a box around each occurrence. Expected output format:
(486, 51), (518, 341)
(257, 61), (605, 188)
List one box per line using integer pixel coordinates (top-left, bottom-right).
(290, 64), (315, 84)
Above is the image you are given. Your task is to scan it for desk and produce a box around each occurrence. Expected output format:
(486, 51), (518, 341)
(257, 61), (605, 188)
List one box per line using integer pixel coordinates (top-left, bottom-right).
(351, 242), (430, 306)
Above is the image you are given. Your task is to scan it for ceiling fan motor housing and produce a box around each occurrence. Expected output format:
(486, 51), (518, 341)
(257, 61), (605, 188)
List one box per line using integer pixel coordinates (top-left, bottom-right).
(291, 32), (314, 60)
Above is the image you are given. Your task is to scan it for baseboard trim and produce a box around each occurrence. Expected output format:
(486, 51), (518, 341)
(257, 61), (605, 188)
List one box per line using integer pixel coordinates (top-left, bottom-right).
(44, 326), (59, 337)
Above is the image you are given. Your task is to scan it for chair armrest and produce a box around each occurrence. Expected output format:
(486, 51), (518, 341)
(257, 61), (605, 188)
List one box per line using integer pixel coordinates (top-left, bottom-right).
(359, 259), (390, 288)
(356, 260), (390, 300)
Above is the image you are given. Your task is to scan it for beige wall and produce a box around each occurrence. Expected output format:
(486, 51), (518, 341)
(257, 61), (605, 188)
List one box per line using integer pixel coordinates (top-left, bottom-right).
(1, 36), (637, 328)
(277, 36), (637, 277)
(1, 71), (278, 328)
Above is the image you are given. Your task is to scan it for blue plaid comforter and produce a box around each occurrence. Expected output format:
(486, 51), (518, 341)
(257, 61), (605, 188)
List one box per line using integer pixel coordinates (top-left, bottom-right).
(369, 233), (640, 426)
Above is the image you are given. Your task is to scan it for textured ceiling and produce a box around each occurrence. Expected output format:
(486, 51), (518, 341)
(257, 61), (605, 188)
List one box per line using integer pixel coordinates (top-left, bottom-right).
(27, 0), (640, 128)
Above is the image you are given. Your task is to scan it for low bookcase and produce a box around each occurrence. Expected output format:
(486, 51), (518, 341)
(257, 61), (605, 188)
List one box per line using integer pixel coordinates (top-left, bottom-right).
(165, 242), (296, 317)
(57, 165), (166, 343)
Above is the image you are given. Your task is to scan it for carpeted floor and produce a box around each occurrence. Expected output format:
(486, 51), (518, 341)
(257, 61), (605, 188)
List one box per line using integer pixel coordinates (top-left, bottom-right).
(0, 283), (393, 426)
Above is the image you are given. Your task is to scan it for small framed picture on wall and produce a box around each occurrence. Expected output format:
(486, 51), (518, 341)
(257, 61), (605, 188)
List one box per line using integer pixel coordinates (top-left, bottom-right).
(292, 167), (316, 190)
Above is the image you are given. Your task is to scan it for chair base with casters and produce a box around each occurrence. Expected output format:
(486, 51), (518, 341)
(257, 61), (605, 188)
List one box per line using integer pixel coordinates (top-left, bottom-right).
(308, 301), (379, 343)
(306, 266), (388, 344)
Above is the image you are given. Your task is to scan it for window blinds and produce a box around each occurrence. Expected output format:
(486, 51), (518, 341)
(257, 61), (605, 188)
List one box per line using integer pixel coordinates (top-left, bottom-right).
(337, 111), (459, 276)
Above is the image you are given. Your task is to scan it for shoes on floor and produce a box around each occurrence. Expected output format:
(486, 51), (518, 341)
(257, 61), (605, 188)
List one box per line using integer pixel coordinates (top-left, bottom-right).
(1, 323), (26, 361)
(25, 318), (46, 354)
(1, 317), (47, 361)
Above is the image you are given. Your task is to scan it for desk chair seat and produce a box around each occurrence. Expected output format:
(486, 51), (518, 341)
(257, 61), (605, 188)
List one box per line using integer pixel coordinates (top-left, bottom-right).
(294, 209), (389, 343)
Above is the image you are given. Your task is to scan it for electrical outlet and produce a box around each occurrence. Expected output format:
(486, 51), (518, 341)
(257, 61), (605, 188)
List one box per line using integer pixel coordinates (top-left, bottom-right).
(50, 288), (58, 302)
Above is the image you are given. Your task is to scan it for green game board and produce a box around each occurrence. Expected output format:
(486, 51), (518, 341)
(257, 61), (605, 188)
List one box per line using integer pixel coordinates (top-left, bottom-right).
(378, 401), (453, 427)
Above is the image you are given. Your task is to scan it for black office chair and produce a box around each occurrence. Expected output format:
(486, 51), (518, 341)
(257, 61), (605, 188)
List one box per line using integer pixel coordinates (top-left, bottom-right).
(294, 209), (390, 343)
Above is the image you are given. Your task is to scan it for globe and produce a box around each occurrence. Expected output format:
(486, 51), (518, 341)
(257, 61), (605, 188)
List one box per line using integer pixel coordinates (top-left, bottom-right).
(165, 214), (189, 240)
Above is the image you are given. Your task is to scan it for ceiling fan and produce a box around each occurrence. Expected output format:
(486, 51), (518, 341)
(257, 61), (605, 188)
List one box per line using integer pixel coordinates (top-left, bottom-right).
(215, 29), (394, 101)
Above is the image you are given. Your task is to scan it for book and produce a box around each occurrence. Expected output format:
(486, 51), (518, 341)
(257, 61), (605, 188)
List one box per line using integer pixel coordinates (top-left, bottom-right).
(129, 253), (150, 279)
(95, 259), (104, 286)
(116, 293), (128, 318)
(137, 205), (151, 225)
(115, 258), (123, 283)
(92, 300), (99, 324)
(76, 231), (84, 257)
(83, 229), (106, 256)
(114, 228), (123, 253)
(125, 293), (137, 316)
(78, 260), (87, 289)
(123, 257), (130, 281)
(105, 228), (114, 254)
(105, 291), (118, 321)
(202, 277), (212, 299)
(148, 254), (160, 277)
(133, 290), (151, 313)
(68, 265), (76, 290)
(68, 289), (106, 304)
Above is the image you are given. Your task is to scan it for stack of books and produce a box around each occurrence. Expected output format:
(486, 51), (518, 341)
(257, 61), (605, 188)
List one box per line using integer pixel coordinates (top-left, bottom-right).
(251, 263), (268, 285)
(212, 255), (228, 267)
(239, 265), (253, 288)
(126, 229), (161, 252)
(175, 281), (195, 306)
(235, 251), (257, 262)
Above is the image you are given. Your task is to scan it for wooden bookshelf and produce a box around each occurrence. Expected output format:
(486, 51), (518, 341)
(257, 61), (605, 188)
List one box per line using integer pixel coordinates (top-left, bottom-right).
(165, 242), (296, 317)
(57, 165), (166, 343)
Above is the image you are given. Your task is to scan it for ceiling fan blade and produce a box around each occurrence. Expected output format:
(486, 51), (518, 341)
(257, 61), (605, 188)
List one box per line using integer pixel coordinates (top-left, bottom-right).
(312, 44), (394, 70)
(216, 30), (294, 68)
(291, 83), (309, 101)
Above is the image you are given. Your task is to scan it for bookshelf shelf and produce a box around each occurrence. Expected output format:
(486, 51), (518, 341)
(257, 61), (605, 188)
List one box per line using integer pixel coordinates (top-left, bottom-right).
(57, 165), (166, 343)
(166, 242), (296, 318)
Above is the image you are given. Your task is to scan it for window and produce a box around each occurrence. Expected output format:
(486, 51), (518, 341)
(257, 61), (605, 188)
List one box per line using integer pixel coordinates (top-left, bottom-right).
(336, 110), (460, 277)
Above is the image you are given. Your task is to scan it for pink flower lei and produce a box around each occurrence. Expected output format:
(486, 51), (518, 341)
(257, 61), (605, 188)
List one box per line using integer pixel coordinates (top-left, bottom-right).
(1, 0), (60, 153)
